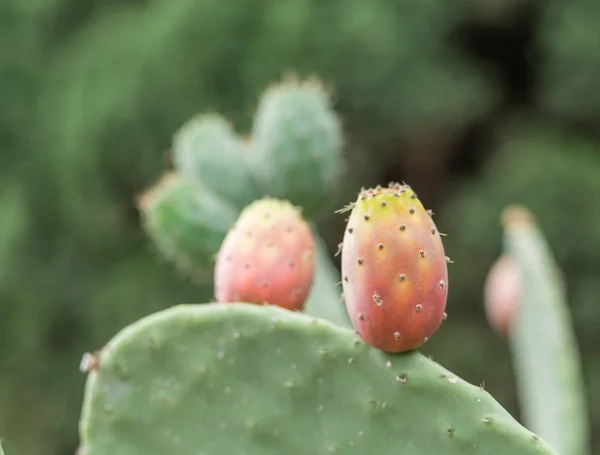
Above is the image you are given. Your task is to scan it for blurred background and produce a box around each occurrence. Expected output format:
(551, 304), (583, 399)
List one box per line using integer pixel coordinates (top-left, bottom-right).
(1, 0), (600, 454)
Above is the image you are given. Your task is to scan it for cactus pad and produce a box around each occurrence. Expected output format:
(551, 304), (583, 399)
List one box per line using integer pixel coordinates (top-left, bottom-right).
(79, 303), (558, 455)
(250, 77), (343, 219)
(303, 233), (352, 328)
(172, 114), (260, 208)
(138, 173), (238, 281)
(501, 205), (588, 455)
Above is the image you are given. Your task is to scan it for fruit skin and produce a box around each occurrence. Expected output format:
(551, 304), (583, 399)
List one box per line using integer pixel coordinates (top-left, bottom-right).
(214, 198), (316, 311)
(341, 183), (448, 353)
(78, 303), (559, 455)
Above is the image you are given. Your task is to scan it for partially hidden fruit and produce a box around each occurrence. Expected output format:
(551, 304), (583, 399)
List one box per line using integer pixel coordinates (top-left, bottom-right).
(484, 255), (521, 338)
(214, 198), (316, 311)
(340, 183), (449, 353)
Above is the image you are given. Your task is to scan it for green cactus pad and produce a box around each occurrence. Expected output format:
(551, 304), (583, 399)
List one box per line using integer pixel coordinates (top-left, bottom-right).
(250, 77), (343, 219)
(303, 231), (351, 328)
(138, 173), (238, 282)
(502, 206), (588, 455)
(79, 303), (558, 455)
(172, 114), (260, 208)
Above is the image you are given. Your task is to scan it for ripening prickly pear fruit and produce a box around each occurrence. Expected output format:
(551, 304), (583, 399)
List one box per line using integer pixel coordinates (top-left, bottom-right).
(340, 183), (449, 353)
(484, 251), (566, 339)
(214, 198), (316, 311)
(484, 255), (521, 338)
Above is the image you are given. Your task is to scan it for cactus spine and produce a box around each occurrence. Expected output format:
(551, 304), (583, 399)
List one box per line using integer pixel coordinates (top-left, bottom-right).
(501, 205), (588, 455)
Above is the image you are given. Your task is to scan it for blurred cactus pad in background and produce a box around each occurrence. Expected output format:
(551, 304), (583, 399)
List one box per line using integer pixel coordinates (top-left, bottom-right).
(1, 0), (600, 454)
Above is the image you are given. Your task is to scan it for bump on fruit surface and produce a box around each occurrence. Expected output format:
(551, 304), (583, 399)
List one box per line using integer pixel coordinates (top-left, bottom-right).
(340, 182), (449, 353)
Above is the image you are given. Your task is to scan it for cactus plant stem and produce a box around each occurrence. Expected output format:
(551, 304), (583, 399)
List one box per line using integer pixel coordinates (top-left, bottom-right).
(303, 228), (351, 328)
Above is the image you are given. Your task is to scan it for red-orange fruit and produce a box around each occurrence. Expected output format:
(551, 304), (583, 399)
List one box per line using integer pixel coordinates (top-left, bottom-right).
(340, 183), (449, 353)
(484, 255), (521, 338)
(214, 198), (316, 311)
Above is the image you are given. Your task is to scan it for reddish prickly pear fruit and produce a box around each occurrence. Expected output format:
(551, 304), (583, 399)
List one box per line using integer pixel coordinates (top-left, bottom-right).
(484, 253), (565, 338)
(214, 198), (316, 311)
(340, 183), (449, 353)
(484, 255), (521, 338)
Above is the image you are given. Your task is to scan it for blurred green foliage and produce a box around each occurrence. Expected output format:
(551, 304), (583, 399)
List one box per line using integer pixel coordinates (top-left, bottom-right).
(1, 0), (599, 455)
(536, 0), (600, 125)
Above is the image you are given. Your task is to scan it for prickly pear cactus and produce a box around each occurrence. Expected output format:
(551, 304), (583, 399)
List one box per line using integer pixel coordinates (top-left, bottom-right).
(139, 77), (348, 323)
(172, 114), (260, 208)
(339, 183), (449, 352)
(214, 198), (316, 311)
(139, 174), (348, 326)
(138, 173), (238, 282)
(79, 303), (558, 455)
(249, 77), (343, 219)
(501, 205), (589, 455)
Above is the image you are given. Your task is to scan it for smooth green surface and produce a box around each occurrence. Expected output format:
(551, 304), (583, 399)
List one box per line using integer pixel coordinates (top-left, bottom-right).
(504, 213), (588, 455)
(172, 114), (260, 208)
(250, 80), (343, 219)
(80, 303), (557, 455)
(303, 230), (351, 328)
(140, 174), (238, 282)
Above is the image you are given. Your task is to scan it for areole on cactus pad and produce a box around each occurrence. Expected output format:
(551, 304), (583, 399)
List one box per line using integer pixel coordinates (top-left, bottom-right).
(339, 182), (449, 353)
